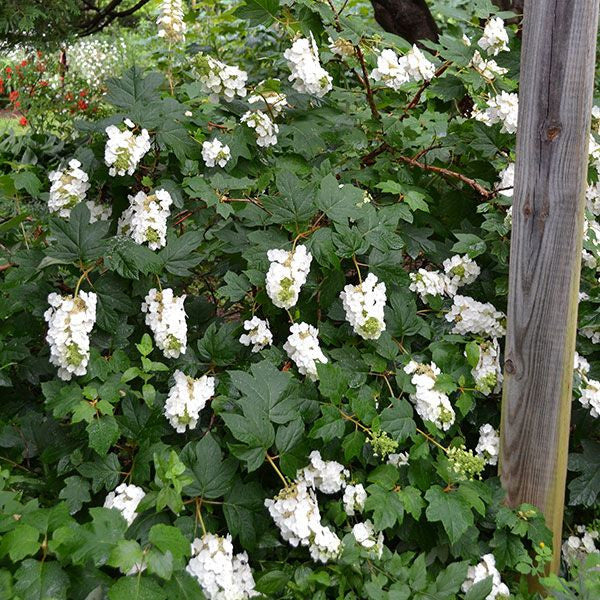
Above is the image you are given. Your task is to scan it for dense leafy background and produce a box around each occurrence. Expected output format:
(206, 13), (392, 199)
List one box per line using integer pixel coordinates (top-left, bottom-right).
(0, 0), (599, 598)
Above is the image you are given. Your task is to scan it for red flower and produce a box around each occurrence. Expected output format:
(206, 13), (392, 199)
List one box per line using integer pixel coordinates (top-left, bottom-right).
(65, 92), (74, 101)
(20, 60), (28, 67)
(40, 80), (48, 87)
(19, 117), (27, 126)
(9, 90), (19, 102)
(5, 66), (12, 75)
(37, 51), (43, 59)
(78, 100), (89, 110)
(79, 90), (87, 98)
(14, 101), (20, 108)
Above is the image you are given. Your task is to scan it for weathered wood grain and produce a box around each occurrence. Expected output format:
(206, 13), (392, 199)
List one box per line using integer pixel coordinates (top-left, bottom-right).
(500, 0), (599, 573)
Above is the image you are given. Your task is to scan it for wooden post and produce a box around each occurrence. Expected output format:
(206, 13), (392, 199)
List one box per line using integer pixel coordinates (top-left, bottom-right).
(500, 0), (599, 574)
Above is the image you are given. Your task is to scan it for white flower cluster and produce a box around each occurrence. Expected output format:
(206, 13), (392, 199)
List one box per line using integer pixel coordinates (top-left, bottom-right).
(343, 483), (367, 516)
(239, 317), (273, 352)
(583, 218), (600, 270)
(265, 479), (342, 563)
(446, 295), (506, 338)
(387, 452), (410, 467)
(404, 361), (455, 431)
(157, 0), (186, 44)
(104, 483), (145, 527)
(284, 322), (328, 381)
(266, 245), (312, 309)
(462, 554), (510, 600)
(475, 424), (500, 466)
(199, 56), (248, 103)
(496, 162), (515, 197)
(186, 533), (258, 600)
(471, 50), (507, 80)
(586, 180), (600, 216)
(299, 451), (348, 494)
(141, 288), (187, 359)
(470, 339), (503, 395)
(165, 370), (215, 433)
(118, 189), (173, 250)
(266, 451), (371, 564)
(87, 200), (112, 223)
(104, 119), (151, 177)
(48, 159), (90, 218)
(284, 34), (332, 98)
(370, 46), (435, 90)
(44, 291), (97, 381)
(241, 110), (279, 147)
(67, 36), (128, 90)
(562, 525), (599, 568)
(573, 352), (600, 418)
(340, 273), (387, 340)
(409, 269), (449, 300)
(202, 138), (231, 168)
(409, 255), (480, 301)
(352, 521), (384, 559)
(473, 91), (519, 134)
(478, 17), (510, 56)
(443, 255), (481, 294)
(328, 36), (355, 57)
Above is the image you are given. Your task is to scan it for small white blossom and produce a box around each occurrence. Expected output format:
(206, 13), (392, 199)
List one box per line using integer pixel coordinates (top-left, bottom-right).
(476, 424), (500, 466)
(44, 291), (97, 381)
(352, 521), (384, 559)
(371, 45), (435, 90)
(404, 361), (455, 431)
(141, 288), (187, 359)
(284, 34), (332, 98)
(470, 339), (503, 395)
(478, 17), (509, 56)
(202, 138), (231, 168)
(104, 120), (151, 177)
(462, 554), (510, 600)
(86, 200), (112, 223)
(239, 317), (273, 352)
(241, 110), (279, 147)
(473, 92), (519, 134)
(496, 162), (515, 197)
(562, 526), (599, 568)
(198, 56), (248, 102)
(299, 450), (348, 494)
(157, 0), (186, 43)
(186, 533), (259, 599)
(409, 269), (450, 300)
(248, 84), (288, 116)
(574, 355), (600, 418)
(387, 452), (410, 467)
(265, 245), (312, 309)
(446, 295), (506, 338)
(443, 255), (480, 293)
(104, 483), (145, 527)
(284, 322), (328, 381)
(48, 159), (90, 217)
(583, 218), (600, 269)
(343, 483), (367, 516)
(165, 370), (215, 433)
(340, 273), (387, 340)
(265, 480), (341, 564)
(586, 180), (600, 216)
(328, 37), (355, 57)
(471, 50), (508, 80)
(118, 189), (173, 250)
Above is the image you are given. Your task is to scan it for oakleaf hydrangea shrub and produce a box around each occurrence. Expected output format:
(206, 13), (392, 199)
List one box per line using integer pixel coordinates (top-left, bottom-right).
(0, 0), (598, 598)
